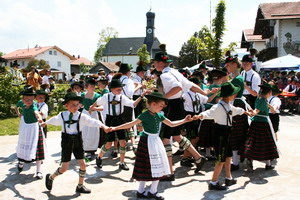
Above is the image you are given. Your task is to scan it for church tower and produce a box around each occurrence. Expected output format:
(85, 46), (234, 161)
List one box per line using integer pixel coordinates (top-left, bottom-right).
(144, 10), (155, 54)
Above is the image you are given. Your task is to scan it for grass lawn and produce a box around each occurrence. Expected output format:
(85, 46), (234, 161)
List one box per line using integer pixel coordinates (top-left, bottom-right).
(0, 116), (61, 136)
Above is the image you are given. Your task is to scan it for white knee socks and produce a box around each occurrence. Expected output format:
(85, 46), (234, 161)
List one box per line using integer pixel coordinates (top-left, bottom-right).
(36, 160), (42, 173)
(150, 180), (159, 194)
(232, 151), (239, 166)
(138, 181), (146, 193)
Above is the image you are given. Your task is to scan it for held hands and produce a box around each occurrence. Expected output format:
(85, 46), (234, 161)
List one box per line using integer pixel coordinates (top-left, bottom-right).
(102, 125), (112, 133)
(40, 122), (46, 127)
(184, 115), (193, 122)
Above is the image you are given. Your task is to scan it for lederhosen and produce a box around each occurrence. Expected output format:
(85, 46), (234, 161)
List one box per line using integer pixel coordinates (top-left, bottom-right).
(121, 77), (134, 123)
(105, 94), (126, 142)
(160, 71), (185, 139)
(133, 77), (144, 118)
(61, 113), (84, 162)
(38, 103), (47, 138)
(243, 72), (256, 109)
(184, 92), (202, 140)
(268, 97), (280, 133)
(213, 103), (233, 162)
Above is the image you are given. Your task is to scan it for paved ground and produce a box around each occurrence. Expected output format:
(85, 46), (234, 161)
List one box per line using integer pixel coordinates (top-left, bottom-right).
(0, 113), (300, 200)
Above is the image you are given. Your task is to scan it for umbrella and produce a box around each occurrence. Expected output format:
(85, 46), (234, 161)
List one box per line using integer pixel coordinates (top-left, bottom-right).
(261, 54), (300, 71)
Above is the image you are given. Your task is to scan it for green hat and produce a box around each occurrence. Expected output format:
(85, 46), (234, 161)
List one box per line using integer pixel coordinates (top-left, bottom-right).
(135, 65), (146, 73)
(271, 85), (281, 94)
(36, 89), (48, 97)
(12, 60), (20, 67)
(118, 63), (133, 73)
(62, 92), (83, 105)
(210, 69), (227, 80)
(145, 91), (168, 103)
(225, 56), (238, 64)
(242, 54), (254, 63)
(198, 63), (208, 70)
(189, 77), (200, 84)
(85, 78), (97, 86)
(109, 79), (124, 89)
(220, 82), (241, 97)
(71, 82), (84, 89)
(79, 75), (85, 80)
(152, 52), (172, 63)
(20, 85), (36, 96)
(259, 83), (273, 89)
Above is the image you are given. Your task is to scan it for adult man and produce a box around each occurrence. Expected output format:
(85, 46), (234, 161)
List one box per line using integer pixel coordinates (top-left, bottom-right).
(133, 61), (146, 117)
(240, 54), (261, 109)
(10, 60), (24, 84)
(153, 44), (208, 181)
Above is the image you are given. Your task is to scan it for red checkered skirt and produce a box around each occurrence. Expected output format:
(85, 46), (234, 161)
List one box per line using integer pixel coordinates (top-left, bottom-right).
(198, 119), (214, 147)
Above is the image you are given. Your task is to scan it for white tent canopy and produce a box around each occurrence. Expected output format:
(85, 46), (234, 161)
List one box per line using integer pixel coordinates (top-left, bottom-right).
(260, 54), (300, 71)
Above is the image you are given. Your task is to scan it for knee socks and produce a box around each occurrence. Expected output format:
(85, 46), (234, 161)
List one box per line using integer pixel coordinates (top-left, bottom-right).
(232, 151), (239, 166)
(150, 180), (159, 194)
(138, 181), (146, 193)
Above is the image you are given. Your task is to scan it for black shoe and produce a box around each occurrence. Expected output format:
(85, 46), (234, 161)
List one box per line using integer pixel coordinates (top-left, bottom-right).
(76, 185), (91, 193)
(136, 191), (148, 198)
(180, 158), (193, 167)
(208, 182), (227, 190)
(96, 157), (102, 168)
(36, 172), (43, 179)
(173, 149), (184, 156)
(111, 151), (118, 158)
(246, 159), (253, 171)
(225, 178), (237, 186)
(119, 163), (129, 170)
(206, 156), (217, 161)
(17, 162), (24, 172)
(160, 174), (175, 182)
(265, 165), (275, 170)
(231, 164), (239, 171)
(194, 157), (207, 173)
(45, 174), (53, 191)
(147, 192), (164, 200)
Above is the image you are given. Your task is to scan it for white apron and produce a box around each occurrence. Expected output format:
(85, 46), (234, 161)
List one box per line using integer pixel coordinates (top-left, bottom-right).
(81, 109), (100, 151)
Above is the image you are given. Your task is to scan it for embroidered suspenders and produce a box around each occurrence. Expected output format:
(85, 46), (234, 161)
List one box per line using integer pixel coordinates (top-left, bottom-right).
(61, 112), (82, 134)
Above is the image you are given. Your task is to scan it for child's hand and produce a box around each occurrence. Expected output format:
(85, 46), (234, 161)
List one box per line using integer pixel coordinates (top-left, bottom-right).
(192, 115), (199, 120)
(38, 119), (43, 124)
(184, 115), (193, 122)
(40, 122), (46, 127)
(198, 114), (204, 120)
(102, 125), (110, 133)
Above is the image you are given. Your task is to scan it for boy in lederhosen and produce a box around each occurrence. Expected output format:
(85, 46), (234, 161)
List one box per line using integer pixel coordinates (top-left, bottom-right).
(90, 79), (146, 170)
(197, 82), (251, 190)
(43, 92), (109, 194)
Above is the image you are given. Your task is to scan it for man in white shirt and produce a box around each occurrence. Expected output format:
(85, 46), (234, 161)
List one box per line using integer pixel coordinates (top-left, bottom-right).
(133, 62), (146, 117)
(240, 54), (261, 109)
(42, 70), (51, 85)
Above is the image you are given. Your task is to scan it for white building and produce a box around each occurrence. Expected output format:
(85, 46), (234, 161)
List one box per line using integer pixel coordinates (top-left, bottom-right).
(3, 45), (75, 80)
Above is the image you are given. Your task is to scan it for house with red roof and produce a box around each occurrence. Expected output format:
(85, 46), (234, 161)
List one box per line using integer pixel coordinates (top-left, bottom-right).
(241, 29), (266, 52)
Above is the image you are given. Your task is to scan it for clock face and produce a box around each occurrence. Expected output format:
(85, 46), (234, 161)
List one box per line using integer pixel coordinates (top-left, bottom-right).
(147, 28), (152, 34)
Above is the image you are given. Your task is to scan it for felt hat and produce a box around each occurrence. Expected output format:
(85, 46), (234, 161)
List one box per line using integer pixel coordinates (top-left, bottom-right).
(135, 65), (146, 73)
(210, 69), (227, 80)
(85, 78), (97, 86)
(145, 91), (168, 103)
(242, 54), (254, 63)
(12, 60), (20, 67)
(62, 92), (83, 105)
(152, 44), (172, 63)
(225, 56), (238, 64)
(118, 63), (133, 73)
(48, 76), (55, 80)
(109, 79), (124, 89)
(36, 89), (48, 97)
(189, 77), (200, 84)
(71, 82), (84, 89)
(20, 85), (36, 96)
(220, 82), (241, 97)
(198, 63), (208, 70)
(259, 83), (273, 89)
(97, 77), (109, 82)
(271, 85), (281, 94)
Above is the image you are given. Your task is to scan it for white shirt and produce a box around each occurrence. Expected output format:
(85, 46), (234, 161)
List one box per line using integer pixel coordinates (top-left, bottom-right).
(133, 75), (144, 95)
(42, 75), (50, 85)
(201, 101), (245, 126)
(96, 92), (134, 121)
(241, 69), (261, 95)
(182, 90), (208, 113)
(120, 75), (135, 98)
(45, 111), (103, 135)
(160, 67), (193, 99)
(37, 102), (48, 119)
(267, 96), (281, 114)
(283, 84), (296, 93)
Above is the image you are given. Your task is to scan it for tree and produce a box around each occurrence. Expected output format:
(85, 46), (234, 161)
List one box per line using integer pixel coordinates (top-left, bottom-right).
(79, 63), (89, 74)
(94, 27), (118, 63)
(212, 0), (226, 68)
(0, 51), (4, 57)
(222, 42), (238, 56)
(137, 44), (150, 66)
(26, 59), (49, 71)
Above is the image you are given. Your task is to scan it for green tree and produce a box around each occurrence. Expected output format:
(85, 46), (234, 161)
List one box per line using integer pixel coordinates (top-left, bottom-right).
(137, 44), (150, 66)
(79, 63), (89, 74)
(94, 27), (118, 63)
(26, 59), (40, 71)
(0, 51), (4, 57)
(223, 42), (238, 56)
(212, 0), (226, 68)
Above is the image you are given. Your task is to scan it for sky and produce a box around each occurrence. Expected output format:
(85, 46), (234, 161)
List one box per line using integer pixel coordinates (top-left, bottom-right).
(1, 0), (300, 61)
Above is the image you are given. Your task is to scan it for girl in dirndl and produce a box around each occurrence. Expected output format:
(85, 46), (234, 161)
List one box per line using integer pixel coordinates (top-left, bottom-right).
(225, 56), (249, 171)
(109, 91), (193, 200)
(240, 83), (279, 170)
(15, 86), (45, 179)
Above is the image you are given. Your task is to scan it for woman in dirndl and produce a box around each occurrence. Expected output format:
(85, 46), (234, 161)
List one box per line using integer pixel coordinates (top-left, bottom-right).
(225, 56), (249, 170)
(109, 91), (193, 200)
(240, 83), (279, 170)
(15, 85), (45, 179)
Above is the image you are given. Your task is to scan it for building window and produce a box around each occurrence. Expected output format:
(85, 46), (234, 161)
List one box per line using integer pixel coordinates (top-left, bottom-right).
(57, 61), (61, 67)
(49, 50), (52, 55)
(297, 22), (300, 27)
(54, 51), (57, 55)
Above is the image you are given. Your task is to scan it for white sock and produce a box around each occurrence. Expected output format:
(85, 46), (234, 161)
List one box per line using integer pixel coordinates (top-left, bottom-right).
(205, 148), (211, 157)
(232, 151), (239, 166)
(149, 180), (159, 194)
(266, 160), (271, 166)
(138, 181), (146, 193)
(225, 177), (233, 180)
(210, 180), (218, 185)
(36, 160), (42, 173)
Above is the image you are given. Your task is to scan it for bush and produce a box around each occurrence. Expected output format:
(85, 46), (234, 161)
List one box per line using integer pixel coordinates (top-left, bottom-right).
(48, 84), (69, 114)
(0, 73), (23, 118)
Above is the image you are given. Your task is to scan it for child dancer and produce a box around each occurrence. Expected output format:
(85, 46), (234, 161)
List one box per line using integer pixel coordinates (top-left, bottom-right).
(268, 85), (282, 141)
(197, 82), (251, 190)
(240, 83), (279, 171)
(15, 86), (44, 179)
(43, 92), (109, 193)
(36, 90), (49, 138)
(109, 91), (193, 199)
